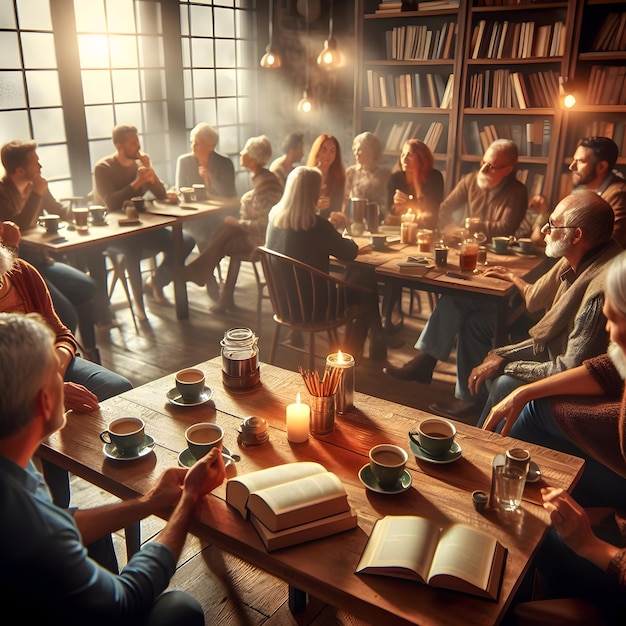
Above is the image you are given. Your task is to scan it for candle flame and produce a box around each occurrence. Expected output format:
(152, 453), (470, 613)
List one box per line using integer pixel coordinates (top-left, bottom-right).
(337, 350), (344, 363)
(296, 392), (301, 404)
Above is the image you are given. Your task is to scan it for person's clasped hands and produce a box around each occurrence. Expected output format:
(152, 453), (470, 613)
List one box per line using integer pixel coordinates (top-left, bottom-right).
(467, 353), (506, 398)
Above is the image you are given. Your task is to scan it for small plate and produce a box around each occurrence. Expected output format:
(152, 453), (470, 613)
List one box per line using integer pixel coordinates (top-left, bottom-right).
(486, 244), (514, 255)
(409, 438), (463, 464)
(103, 434), (155, 461)
(90, 219), (108, 227)
(358, 464), (412, 494)
(492, 454), (542, 483)
(166, 386), (213, 407)
(178, 445), (234, 468)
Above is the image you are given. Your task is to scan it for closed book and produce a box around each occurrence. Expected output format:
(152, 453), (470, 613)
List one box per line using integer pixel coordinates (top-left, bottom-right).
(250, 508), (358, 552)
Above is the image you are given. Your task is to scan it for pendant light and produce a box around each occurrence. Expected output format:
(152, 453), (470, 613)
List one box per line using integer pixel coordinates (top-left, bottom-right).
(260, 0), (282, 69)
(317, 0), (340, 69)
(558, 76), (576, 109)
(297, 0), (316, 113)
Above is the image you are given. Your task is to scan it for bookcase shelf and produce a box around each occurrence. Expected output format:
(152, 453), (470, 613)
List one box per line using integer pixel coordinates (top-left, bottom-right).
(355, 1), (624, 206)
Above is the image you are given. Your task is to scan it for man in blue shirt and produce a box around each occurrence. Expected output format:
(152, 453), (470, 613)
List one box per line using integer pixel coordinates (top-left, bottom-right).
(0, 312), (225, 625)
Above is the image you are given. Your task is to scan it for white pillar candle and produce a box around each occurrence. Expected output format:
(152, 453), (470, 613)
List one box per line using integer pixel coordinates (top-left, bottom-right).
(286, 392), (310, 443)
(326, 351), (355, 414)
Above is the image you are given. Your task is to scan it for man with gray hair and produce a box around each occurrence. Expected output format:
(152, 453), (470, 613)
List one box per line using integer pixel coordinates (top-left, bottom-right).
(384, 139), (528, 418)
(473, 190), (621, 425)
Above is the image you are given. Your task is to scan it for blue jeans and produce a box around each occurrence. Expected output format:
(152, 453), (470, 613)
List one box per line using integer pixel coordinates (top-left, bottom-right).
(509, 398), (626, 509)
(476, 374), (525, 427)
(415, 295), (495, 402)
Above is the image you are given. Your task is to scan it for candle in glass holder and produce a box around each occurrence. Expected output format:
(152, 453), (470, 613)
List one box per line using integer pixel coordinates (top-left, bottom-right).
(326, 351), (355, 414)
(286, 392), (310, 443)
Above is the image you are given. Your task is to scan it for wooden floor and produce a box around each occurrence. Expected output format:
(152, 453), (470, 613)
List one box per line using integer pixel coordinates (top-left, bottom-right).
(71, 258), (463, 625)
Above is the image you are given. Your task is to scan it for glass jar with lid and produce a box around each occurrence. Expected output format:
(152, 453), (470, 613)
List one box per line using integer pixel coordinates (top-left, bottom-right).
(220, 327), (260, 391)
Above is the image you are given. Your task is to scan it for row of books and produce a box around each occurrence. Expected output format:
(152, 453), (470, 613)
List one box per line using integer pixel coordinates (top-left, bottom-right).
(375, 0), (459, 13)
(375, 119), (446, 153)
(586, 66), (626, 106)
(367, 70), (454, 109)
(516, 170), (545, 198)
(463, 119), (551, 158)
(571, 121), (626, 159)
(474, 0), (556, 5)
(385, 22), (457, 60)
(471, 19), (565, 60)
(467, 69), (559, 109)
(591, 13), (626, 52)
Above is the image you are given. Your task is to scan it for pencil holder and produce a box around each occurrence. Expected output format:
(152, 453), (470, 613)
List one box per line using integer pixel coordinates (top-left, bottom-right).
(310, 394), (336, 437)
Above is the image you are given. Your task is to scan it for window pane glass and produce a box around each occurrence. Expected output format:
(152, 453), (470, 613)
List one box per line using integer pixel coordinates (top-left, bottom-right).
(179, 6), (190, 36)
(114, 102), (142, 126)
(16, 0), (52, 30)
(78, 34), (110, 68)
(111, 69), (141, 102)
(181, 39), (191, 67)
(105, 0), (136, 34)
(0, 110), (30, 144)
(190, 6), (212, 37)
(38, 144), (70, 179)
(215, 39), (236, 68)
(49, 179), (74, 199)
(237, 68), (252, 96)
(138, 36), (163, 67)
(235, 9), (252, 38)
(236, 39), (254, 68)
(0, 4), (16, 29)
(216, 69), (236, 97)
(141, 69), (166, 99)
(26, 70), (61, 107)
(220, 129), (241, 154)
(238, 96), (252, 120)
(82, 70), (113, 105)
(144, 101), (168, 132)
(214, 8), (235, 38)
(31, 108), (66, 144)
(191, 38), (213, 68)
(109, 35), (138, 68)
(85, 105), (116, 139)
(89, 139), (114, 167)
(0, 32), (21, 68)
(217, 97), (238, 125)
(21, 33), (57, 69)
(183, 69), (193, 95)
(74, 1), (107, 32)
(0, 71), (26, 108)
(193, 99), (216, 126)
(193, 69), (215, 98)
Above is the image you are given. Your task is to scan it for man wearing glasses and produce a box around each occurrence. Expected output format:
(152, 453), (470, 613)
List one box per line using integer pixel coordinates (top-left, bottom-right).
(472, 190), (621, 426)
(384, 139), (527, 419)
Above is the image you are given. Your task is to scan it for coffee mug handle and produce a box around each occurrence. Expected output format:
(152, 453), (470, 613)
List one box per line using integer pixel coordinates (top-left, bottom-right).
(99, 430), (112, 444)
(408, 430), (420, 446)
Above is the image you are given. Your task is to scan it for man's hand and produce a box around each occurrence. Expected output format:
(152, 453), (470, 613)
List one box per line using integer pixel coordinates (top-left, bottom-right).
(0, 221), (21, 247)
(63, 382), (99, 412)
(144, 467), (189, 512)
(329, 211), (349, 231)
(31, 174), (48, 196)
(482, 266), (514, 282)
(183, 447), (226, 503)
(481, 385), (527, 434)
(134, 166), (157, 187)
(468, 353), (506, 396)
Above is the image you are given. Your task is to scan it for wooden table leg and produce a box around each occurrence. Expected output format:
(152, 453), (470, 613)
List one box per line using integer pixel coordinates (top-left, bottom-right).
(288, 585), (307, 613)
(170, 222), (189, 320)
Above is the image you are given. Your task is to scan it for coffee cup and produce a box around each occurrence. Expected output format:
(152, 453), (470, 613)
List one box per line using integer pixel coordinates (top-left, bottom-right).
(434, 244), (449, 267)
(518, 238), (533, 254)
(131, 196), (145, 212)
(166, 189), (179, 203)
(99, 416), (145, 454)
(175, 367), (205, 402)
(38, 214), (60, 234)
(413, 417), (456, 458)
(89, 205), (107, 223)
(123, 202), (139, 220)
(370, 233), (387, 250)
(72, 208), (89, 231)
(366, 202), (379, 234)
(505, 447), (531, 476)
(180, 187), (195, 203)
(185, 422), (224, 461)
(492, 236), (511, 254)
(369, 444), (408, 489)
(192, 183), (207, 201)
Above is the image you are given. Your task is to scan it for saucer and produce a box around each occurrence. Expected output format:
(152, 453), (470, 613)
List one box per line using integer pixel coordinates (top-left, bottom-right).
(103, 434), (155, 461)
(409, 438), (462, 464)
(358, 464), (412, 494)
(177, 445), (234, 468)
(90, 219), (108, 227)
(486, 244), (513, 255)
(492, 453), (542, 483)
(166, 386), (213, 407)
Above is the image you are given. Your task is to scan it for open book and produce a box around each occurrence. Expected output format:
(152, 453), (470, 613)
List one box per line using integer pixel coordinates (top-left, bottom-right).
(226, 461), (356, 535)
(356, 516), (506, 600)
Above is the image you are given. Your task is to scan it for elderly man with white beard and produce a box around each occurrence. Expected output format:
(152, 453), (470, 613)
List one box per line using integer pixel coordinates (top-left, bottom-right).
(472, 190), (621, 427)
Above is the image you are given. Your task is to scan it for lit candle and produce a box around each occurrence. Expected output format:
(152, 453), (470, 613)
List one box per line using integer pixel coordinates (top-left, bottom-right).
(326, 351), (355, 414)
(286, 392), (310, 443)
(401, 207), (416, 223)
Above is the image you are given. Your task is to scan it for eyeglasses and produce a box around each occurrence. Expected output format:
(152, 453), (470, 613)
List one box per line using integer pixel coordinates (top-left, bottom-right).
(541, 220), (580, 233)
(480, 160), (510, 172)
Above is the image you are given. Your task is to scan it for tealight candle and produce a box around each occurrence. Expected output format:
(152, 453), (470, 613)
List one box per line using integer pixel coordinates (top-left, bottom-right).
(286, 392), (310, 443)
(326, 351), (355, 414)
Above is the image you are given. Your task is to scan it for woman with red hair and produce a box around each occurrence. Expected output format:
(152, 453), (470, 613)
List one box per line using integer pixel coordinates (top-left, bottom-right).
(306, 134), (345, 220)
(387, 139), (443, 229)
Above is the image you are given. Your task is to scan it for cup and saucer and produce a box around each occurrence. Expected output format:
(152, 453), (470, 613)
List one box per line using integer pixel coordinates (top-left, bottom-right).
(166, 386), (213, 407)
(492, 453), (541, 482)
(358, 464), (412, 494)
(103, 434), (156, 461)
(409, 438), (462, 464)
(409, 417), (462, 464)
(177, 445), (234, 469)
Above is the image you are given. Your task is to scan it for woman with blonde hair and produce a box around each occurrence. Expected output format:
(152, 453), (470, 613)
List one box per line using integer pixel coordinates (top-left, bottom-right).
(306, 134), (345, 220)
(387, 139), (444, 228)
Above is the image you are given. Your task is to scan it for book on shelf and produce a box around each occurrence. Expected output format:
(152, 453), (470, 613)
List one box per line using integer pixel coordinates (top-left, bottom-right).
(355, 515), (507, 601)
(417, 0), (459, 9)
(440, 73), (454, 109)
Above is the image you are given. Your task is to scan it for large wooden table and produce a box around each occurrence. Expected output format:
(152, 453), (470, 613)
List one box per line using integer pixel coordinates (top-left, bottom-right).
(38, 358), (583, 626)
(19, 198), (236, 319)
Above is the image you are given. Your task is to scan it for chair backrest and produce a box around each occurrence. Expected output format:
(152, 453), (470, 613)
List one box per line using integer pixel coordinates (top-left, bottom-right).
(256, 246), (360, 329)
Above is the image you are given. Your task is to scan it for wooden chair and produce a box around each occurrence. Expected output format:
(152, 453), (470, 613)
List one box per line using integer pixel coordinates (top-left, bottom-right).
(257, 246), (367, 370)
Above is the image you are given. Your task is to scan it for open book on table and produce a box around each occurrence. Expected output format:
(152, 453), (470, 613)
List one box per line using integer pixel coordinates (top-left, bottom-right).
(226, 461), (356, 544)
(356, 516), (506, 600)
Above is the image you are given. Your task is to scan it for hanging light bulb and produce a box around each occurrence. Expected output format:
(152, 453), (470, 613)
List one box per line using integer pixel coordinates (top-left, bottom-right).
(559, 76), (577, 109)
(260, 0), (282, 69)
(317, 0), (340, 69)
(296, 0), (316, 113)
(297, 88), (316, 114)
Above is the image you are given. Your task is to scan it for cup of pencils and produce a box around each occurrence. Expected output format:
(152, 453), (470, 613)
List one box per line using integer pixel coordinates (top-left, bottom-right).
(299, 366), (343, 437)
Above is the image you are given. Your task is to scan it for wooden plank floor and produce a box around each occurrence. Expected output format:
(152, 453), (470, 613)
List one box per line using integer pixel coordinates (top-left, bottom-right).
(70, 258), (464, 625)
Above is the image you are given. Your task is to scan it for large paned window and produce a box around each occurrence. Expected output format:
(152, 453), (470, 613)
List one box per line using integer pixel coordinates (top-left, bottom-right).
(0, 0), (256, 197)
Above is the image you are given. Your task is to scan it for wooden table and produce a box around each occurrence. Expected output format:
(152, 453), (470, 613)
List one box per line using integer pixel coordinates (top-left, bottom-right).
(38, 358), (583, 626)
(338, 238), (548, 346)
